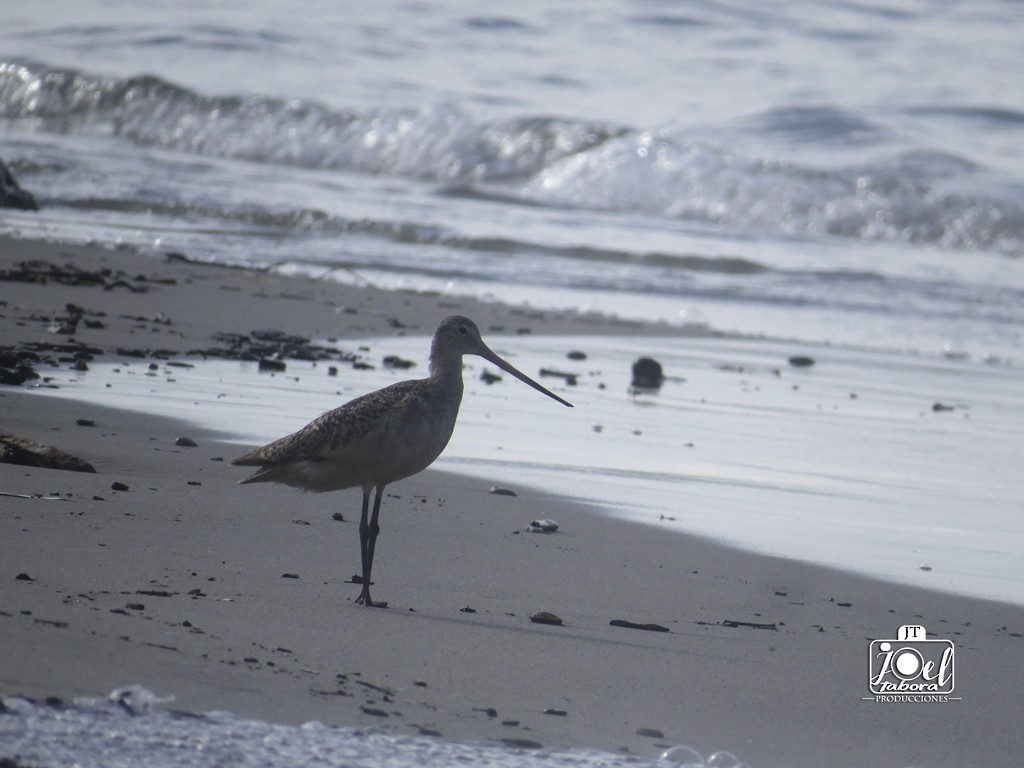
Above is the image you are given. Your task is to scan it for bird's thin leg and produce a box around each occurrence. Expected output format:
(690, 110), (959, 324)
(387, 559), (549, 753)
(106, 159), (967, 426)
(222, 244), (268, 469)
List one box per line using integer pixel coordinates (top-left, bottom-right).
(356, 485), (387, 607)
(356, 486), (373, 605)
(363, 485), (387, 607)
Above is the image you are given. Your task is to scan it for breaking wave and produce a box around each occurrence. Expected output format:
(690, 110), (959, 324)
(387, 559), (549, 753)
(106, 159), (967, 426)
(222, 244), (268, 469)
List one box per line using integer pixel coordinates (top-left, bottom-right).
(3, 59), (1023, 255)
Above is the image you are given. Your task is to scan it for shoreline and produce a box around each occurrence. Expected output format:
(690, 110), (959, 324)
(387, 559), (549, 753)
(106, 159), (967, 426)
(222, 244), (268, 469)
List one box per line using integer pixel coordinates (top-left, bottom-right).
(2, 235), (1024, 767)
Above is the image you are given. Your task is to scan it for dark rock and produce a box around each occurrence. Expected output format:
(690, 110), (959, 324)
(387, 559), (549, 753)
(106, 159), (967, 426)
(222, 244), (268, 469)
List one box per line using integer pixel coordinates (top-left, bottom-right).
(721, 619), (778, 630)
(175, 436), (198, 447)
(0, 432), (96, 473)
(636, 727), (665, 738)
(566, 350), (587, 360)
(0, 159), (39, 211)
(539, 368), (578, 386)
(382, 354), (416, 369)
(530, 611), (564, 626)
(609, 619), (670, 633)
(525, 519), (559, 533)
(631, 357), (664, 389)
(0, 365), (39, 386)
(111, 481), (130, 491)
(489, 486), (517, 496)
(258, 358), (287, 372)
(788, 355), (816, 368)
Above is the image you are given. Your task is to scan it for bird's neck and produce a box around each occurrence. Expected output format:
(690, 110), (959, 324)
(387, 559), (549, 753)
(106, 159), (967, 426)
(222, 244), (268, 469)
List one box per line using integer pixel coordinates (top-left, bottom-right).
(428, 351), (466, 385)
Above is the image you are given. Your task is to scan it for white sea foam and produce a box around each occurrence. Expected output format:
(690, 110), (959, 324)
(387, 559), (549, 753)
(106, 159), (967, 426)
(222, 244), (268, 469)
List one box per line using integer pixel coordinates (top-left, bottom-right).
(0, 689), (747, 768)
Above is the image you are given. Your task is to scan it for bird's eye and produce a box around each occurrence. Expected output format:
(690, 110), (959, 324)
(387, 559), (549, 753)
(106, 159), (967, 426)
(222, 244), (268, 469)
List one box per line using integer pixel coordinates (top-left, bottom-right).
(457, 326), (468, 335)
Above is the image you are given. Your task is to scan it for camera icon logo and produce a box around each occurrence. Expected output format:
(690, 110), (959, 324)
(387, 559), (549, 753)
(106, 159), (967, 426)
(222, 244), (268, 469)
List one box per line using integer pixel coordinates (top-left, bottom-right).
(868, 624), (954, 696)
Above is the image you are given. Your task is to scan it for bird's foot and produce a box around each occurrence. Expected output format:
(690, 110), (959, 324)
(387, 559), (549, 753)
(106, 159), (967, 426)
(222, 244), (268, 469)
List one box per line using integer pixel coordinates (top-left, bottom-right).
(355, 591), (388, 608)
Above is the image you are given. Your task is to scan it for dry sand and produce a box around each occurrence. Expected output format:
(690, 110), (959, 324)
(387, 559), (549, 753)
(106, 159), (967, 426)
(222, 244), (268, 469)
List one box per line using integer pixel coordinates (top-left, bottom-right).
(2, 236), (1023, 767)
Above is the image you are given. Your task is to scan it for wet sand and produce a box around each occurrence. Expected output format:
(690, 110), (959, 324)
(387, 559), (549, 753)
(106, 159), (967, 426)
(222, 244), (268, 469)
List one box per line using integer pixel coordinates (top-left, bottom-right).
(2, 236), (1023, 768)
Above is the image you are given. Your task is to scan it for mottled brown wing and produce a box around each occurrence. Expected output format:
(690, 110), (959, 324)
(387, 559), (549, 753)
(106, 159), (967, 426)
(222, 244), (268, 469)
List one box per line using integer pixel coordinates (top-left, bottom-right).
(230, 379), (428, 468)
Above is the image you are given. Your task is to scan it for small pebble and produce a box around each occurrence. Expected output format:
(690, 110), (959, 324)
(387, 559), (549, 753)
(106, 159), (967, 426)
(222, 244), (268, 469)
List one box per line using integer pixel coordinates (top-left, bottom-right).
(111, 482), (130, 492)
(175, 436), (198, 448)
(788, 355), (816, 367)
(636, 727), (665, 739)
(489, 486), (517, 497)
(530, 611), (564, 626)
(526, 519), (558, 533)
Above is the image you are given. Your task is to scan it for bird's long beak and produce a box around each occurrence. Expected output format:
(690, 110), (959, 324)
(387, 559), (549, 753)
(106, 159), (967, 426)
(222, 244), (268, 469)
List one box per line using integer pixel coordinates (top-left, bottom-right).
(478, 346), (574, 407)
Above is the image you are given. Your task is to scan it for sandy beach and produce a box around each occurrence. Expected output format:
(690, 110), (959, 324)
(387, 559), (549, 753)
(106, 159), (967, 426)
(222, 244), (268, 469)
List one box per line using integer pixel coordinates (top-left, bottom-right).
(2, 235), (1023, 768)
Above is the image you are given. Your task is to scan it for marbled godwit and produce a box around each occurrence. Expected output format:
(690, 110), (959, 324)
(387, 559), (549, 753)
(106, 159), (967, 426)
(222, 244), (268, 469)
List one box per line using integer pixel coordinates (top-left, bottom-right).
(232, 315), (572, 607)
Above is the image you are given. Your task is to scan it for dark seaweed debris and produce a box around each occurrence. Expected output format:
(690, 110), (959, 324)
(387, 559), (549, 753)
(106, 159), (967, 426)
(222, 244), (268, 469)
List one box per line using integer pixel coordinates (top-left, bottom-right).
(0, 259), (157, 291)
(193, 330), (363, 365)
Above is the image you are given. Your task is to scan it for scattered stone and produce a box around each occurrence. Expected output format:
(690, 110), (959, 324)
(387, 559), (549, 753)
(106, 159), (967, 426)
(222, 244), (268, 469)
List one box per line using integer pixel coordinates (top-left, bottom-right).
(542, 708), (567, 716)
(15, 573), (35, 582)
(459, 605), (477, 613)
(530, 611), (564, 626)
(76, 419), (96, 427)
(360, 706), (389, 718)
(539, 368), (578, 386)
(526, 518), (558, 533)
(175, 436), (198, 448)
(473, 707), (498, 717)
(566, 350), (587, 360)
(489, 486), (517, 496)
(281, 573), (300, 579)
(480, 369), (502, 384)
(721, 619), (778, 630)
(609, 619), (670, 633)
(258, 358), (287, 373)
(0, 260), (149, 291)
(0, 159), (39, 210)
(111, 482), (130, 491)
(382, 354), (416, 369)
(932, 402), (955, 412)
(636, 727), (665, 739)
(332, 512), (345, 522)
(631, 357), (664, 389)
(787, 355), (816, 367)
(0, 432), (96, 473)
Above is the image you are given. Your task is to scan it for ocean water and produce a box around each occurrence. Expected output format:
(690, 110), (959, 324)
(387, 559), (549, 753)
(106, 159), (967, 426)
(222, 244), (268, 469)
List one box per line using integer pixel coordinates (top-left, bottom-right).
(3, 1), (1024, 765)
(1, 0), (1024, 357)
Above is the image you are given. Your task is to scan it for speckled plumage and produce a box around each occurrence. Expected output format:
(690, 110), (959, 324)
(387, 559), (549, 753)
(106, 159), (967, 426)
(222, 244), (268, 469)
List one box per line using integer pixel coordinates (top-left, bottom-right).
(232, 315), (572, 607)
